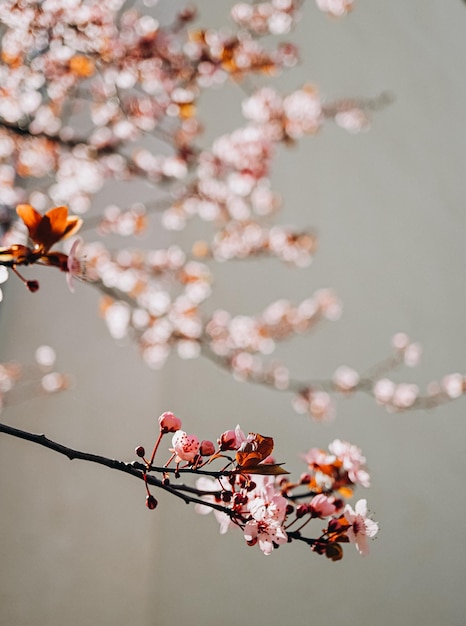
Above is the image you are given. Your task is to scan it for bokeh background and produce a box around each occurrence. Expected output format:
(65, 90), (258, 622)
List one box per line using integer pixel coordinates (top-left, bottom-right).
(1, 1), (466, 625)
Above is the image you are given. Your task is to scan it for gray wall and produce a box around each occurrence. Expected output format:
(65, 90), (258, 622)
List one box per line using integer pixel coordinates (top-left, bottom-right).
(1, 1), (466, 625)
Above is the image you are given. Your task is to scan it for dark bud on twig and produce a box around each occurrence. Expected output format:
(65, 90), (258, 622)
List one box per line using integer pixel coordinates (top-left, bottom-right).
(27, 280), (39, 292)
(145, 495), (158, 510)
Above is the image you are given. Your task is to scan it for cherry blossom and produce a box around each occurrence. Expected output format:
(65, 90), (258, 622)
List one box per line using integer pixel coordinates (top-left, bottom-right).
(171, 430), (200, 462)
(344, 499), (379, 556)
(0, 0), (463, 568)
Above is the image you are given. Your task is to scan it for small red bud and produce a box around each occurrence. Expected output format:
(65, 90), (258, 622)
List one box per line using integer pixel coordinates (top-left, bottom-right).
(199, 439), (215, 456)
(27, 280), (39, 292)
(296, 504), (309, 519)
(145, 495), (158, 510)
(135, 446), (145, 458)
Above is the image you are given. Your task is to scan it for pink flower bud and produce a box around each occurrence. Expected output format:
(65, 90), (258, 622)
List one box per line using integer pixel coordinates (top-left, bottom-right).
(199, 439), (215, 456)
(218, 429), (237, 451)
(158, 411), (182, 433)
(172, 430), (200, 462)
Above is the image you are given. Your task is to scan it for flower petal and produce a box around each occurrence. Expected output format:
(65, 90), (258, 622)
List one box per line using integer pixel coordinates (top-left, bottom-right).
(16, 204), (42, 239)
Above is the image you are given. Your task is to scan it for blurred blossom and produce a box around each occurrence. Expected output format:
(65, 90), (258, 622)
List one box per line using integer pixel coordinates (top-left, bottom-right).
(315, 0), (354, 17)
(105, 302), (131, 339)
(442, 374), (465, 399)
(373, 378), (396, 404)
(41, 372), (68, 393)
(333, 365), (359, 391)
(35, 345), (56, 368)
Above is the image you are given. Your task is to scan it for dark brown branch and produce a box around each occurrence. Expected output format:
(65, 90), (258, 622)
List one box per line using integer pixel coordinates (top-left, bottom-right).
(0, 421), (235, 516)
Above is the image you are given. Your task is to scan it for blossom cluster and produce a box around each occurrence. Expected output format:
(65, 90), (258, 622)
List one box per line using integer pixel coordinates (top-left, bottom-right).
(0, 0), (376, 402)
(135, 412), (378, 558)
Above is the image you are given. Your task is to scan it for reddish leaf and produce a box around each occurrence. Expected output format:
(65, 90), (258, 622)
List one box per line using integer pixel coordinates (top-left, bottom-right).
(237, 463), (289, 476)
(16, 205), (82, 253)
(235, 433), (274, 468)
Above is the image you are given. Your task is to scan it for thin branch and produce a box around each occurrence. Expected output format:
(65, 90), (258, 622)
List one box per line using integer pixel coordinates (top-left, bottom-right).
(0, 421), (235, 515)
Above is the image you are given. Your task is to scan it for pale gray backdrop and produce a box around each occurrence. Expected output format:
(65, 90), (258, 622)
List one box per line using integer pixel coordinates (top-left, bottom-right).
(1, 1), (466, 625)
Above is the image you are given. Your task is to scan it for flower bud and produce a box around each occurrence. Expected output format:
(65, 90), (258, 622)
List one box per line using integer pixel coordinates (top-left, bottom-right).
(299, 473), (312, 485)
(135, 446), (145, 458)
(199, 439), (215, 456)
(158, 411), (182, 433)
(27, 280), (39, 292)
(218, 429), (237, 451)
(145, 495), (158, 510)
(296, 504), (309, 519)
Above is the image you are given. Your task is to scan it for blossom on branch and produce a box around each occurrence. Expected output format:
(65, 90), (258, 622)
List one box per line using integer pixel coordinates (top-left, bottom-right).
(343, 499), (379, 556)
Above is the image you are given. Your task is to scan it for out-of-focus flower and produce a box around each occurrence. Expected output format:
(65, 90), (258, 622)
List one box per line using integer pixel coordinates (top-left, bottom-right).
(66, 238), (86, 292)
(315, 0), (354, 17)
(309, 494), (337, 518)
(16, 204), (82, 254)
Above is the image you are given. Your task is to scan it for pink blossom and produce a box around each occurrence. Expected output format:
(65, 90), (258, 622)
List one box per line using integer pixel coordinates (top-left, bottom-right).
(243, 518), (287, 555)
(344, 499), (378, 556)
(332, 365), (360, 391)
(301, 446), (335, 468)
(244, 475), (288, 554)
(309, 494), (336, 518)
(329, 439), (370, 487)
(158, 411), (182, 433)
(66, 238), (84, 293)
(171, 430), (200, 462)
(442, 373), (465, 399)
(315, 0), (354, 17)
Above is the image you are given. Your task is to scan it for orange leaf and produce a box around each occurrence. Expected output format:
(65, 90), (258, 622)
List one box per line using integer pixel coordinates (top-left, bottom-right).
(237, 463), (289, 476)
(235, 450), (262, 468)
(235, 433), (275, 469)
(16, 204), (42, 239)
(16, 205), (82, 253)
